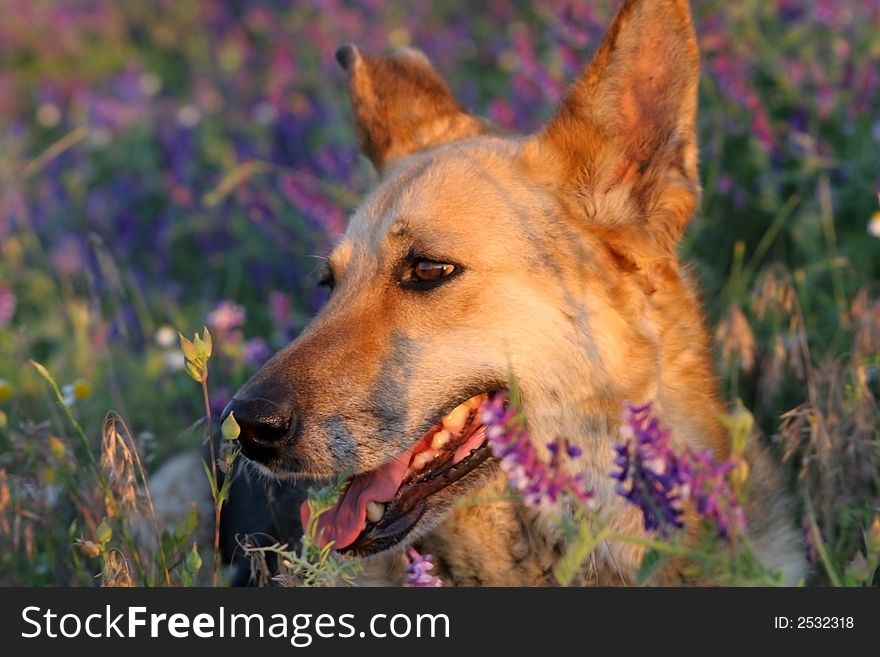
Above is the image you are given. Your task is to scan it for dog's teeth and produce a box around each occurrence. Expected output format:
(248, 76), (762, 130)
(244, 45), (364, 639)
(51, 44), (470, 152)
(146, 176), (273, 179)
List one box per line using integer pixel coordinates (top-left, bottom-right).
(467, 394), (486, 410)
(412, 451), (434, 471)
(442, 403), (470, 433)
(366, 501), (385, 523)
(431, 429), (452, 450)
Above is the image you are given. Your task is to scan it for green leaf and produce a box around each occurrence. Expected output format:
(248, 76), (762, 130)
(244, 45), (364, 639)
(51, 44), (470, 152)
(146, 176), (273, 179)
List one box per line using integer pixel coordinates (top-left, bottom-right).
(161, 529), (172, 550)
(201, 459), (218, 499)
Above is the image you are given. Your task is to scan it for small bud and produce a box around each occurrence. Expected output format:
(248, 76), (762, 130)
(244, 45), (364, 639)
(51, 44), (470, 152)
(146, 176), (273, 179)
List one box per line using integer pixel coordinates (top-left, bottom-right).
(184, 542), (202, 575)
(48, 435), (67, 460)
(221, 411), (241, 441)
(729, 456), (750, 492)
(719, 399), (754, 457)
(95, 519), (113, 545)
(76, 538), (102, 559)
(0, 410), (7, 430)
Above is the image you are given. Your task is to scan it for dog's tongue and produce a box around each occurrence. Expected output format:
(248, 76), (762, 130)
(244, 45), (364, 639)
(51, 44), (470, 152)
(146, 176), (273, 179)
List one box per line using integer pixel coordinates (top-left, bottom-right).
(300, 445), (417, 550)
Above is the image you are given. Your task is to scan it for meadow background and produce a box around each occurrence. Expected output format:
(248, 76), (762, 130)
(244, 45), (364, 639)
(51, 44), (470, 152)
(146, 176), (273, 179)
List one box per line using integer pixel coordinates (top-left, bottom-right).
(0, 0), (877, 586)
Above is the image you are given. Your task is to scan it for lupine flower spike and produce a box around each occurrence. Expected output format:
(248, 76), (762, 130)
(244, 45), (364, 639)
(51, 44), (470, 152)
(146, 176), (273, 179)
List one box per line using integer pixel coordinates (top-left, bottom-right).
(611, 403), (685, 536)
(613, 403), (747, 540)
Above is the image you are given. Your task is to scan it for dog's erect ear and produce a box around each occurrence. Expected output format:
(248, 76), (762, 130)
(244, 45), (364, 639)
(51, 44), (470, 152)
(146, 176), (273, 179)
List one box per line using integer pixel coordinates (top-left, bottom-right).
(335, 44), (484, 173)
(525, 0), (700, 256)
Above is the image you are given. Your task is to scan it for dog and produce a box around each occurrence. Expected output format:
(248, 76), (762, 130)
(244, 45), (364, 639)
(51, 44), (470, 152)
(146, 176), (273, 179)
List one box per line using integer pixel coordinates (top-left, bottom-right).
(207, 0), (807, 586)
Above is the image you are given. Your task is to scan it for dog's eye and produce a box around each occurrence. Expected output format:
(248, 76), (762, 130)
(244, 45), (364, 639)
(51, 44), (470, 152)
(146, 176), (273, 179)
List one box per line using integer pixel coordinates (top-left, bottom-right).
(317, 265), (335, 290)
(414, 261), (455, 282)
(401, 259), (458, 290)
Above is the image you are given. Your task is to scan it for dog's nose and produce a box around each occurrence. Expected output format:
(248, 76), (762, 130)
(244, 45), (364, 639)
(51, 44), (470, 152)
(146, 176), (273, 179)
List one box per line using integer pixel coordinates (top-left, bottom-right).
(221, 397), (292, 453)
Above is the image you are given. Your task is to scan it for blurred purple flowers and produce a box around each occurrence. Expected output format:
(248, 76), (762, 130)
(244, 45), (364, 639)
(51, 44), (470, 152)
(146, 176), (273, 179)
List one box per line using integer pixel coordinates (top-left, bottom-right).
(207, 300), (246, 338)
(681, 447), (747, 540)
(613, 403), (747, 540)
(404, 547), (443, 587)
(481, 393), (594, 508)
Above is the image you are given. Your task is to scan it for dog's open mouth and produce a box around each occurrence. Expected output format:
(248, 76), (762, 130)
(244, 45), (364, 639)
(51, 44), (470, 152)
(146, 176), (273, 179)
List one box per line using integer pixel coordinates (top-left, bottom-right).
(300, 392), (498, 555)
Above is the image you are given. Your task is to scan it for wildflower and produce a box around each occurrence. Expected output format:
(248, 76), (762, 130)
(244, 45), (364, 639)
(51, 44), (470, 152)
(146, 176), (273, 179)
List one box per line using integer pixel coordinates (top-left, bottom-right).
(0, 379), (13, 402)
(404, 547), (443, 587)
(243, 337), (271, 367)
(206, 301), (246, 335)
(61, 379), (92, 406)
(612, 403), (747, 540)
(611, 404), (685, 536)
(210, 387), (232, 418)
(269, 291), (292, 331)
(681, 448), (747, 540)
(155, 325), (178, 348)
(482, 393), (593, 508)
(163, 350), (185, 372)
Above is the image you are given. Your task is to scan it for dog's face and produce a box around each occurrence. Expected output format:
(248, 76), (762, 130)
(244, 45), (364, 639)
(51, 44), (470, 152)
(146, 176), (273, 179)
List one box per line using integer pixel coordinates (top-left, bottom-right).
(223, 0), (701, 556)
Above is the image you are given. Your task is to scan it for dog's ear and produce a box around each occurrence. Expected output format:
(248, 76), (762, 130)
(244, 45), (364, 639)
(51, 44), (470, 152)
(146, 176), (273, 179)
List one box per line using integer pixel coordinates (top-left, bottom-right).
(524, 0), (700, 257)
(335, 44), (484, 173)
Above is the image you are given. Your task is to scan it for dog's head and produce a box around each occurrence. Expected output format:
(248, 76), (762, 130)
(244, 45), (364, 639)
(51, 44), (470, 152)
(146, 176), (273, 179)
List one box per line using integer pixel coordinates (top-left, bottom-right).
(222, 0), (702, 556)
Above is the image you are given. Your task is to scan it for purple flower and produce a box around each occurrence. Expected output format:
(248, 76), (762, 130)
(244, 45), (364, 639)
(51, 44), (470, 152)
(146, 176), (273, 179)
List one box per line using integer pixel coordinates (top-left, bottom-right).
(482, 393), (594, 508)
(681, 448), (747, 540)
(243, 337), (271, 367)
(207, 300), (246, 334)
(269, 291), (292, 332)
(611, 404), (686, 536)
(210, 387), (232, 418)
(612, 403), (748, 540)
(404, 547), (443, 587)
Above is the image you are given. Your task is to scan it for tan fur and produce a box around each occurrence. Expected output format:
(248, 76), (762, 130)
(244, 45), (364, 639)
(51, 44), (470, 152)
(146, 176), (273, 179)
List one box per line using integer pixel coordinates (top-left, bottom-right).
(226, 0), (805, 586)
